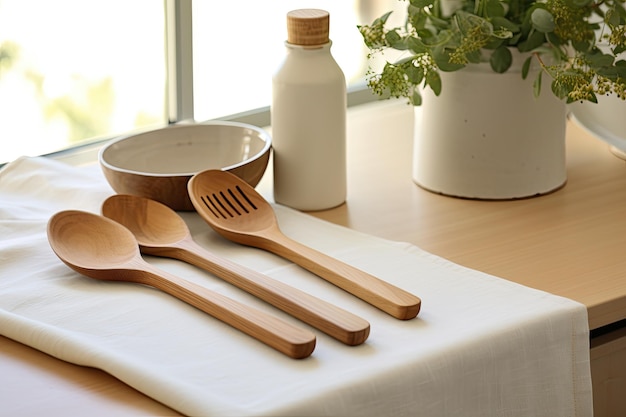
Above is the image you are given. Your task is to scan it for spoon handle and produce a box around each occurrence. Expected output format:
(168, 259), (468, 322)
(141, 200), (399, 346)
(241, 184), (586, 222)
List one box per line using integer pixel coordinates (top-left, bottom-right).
(168, 239), (370, 345)
(137, 262), (316, 359)
(261, 230), (421, 320)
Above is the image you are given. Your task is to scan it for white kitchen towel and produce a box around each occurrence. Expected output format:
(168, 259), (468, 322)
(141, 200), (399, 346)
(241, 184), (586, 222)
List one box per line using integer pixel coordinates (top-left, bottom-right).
(0, 156), (592, 416)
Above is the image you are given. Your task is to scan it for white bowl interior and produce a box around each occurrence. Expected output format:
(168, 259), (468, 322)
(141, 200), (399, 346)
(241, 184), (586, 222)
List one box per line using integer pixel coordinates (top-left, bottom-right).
(569, 94), (626, 151)
(101, 123), (270, 175)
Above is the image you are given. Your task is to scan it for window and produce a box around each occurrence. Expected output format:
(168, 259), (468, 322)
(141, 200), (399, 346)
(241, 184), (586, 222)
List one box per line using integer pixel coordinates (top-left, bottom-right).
(0, 0), (167, 164)
(192, 0), (384, 121)
(0, 0), (399, 166)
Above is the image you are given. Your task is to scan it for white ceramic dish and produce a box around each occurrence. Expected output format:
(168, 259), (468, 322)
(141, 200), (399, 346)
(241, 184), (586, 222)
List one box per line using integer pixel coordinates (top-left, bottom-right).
(569, 94), (626, 155)
(99, 122), (271, 211)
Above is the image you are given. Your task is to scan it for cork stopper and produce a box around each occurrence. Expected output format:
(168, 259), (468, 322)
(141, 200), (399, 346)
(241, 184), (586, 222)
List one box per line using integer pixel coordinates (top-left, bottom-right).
(286, 9), (330, 46)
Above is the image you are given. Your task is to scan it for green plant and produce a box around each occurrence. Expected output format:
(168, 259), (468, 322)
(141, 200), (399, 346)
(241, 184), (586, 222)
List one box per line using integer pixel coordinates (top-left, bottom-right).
(358, 0), (626, 105)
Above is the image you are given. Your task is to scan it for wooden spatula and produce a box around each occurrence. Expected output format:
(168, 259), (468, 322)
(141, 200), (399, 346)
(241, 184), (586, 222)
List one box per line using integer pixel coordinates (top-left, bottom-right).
(188, 170), (421, 320)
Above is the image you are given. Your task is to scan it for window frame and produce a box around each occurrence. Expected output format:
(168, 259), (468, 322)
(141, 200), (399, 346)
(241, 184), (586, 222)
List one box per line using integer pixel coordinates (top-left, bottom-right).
(40, 0), (376, 167)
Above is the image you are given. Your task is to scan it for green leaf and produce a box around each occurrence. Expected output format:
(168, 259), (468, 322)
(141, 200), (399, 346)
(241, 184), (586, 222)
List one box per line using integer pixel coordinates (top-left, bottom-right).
(405, 65), (424, 84)
(614, 2), (626, 20)
(427, 14), (452, 29)
(531, 9), (555, 33)
(606, 8), (621, 26)
(534, 71), (542, 98)
(417, 29), (435, 39)
(375, 11), (393, 25)
(572, 40), (591, 53)
(411, 90), (423, 105)
(490, 16), (520, 33)
(490, 46), (513, 73)
(551, 77), (570, 100)
(466, 49), (482, 64)
(409, 8), (429, 31)
(586, 51), (615, 67)
(522, 56), (533, 79)
(615, 66), (626, 79)
(509, 32), (522, 44)
(597, 66), (620, 80)
(410, 0), (435, 8)
(518, 29), (545, 52)
(485, 38), (505, 49)
(564, 0), (593, 7)
(426, 71), (442, 96)
(456, 11), (493, 37)
(546, 32), (562, 47)
(386, 30), (408, 50)
(408, 37), (428, 54)
(432, 47), (466, 71)
(485, 0), (505, 17)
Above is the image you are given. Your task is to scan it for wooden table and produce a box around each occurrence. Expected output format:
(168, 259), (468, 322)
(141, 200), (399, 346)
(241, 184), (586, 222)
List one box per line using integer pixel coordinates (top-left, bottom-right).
(1, 100), (624, 416)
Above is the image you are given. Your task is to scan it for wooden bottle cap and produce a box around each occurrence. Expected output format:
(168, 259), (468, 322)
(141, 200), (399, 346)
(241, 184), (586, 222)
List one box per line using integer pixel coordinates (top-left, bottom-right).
(286, 9), (329, 46)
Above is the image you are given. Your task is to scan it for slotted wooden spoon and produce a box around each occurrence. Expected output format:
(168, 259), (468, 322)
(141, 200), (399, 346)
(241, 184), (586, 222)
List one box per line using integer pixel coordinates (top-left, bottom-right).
(102, 194), (370, 346)
(47, 210), (316, 359)
(188, 170), (421, 320)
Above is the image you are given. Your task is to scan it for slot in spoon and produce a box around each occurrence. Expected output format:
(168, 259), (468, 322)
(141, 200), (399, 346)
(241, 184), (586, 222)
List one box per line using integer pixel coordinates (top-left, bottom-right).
(101, 194), (370, 346)
(187, 170), (421, 320)
(47, 210), (316, 359)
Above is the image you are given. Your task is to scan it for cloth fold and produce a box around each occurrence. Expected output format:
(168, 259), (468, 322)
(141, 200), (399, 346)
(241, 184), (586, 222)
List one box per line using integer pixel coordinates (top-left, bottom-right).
(0, 156), (592, 416)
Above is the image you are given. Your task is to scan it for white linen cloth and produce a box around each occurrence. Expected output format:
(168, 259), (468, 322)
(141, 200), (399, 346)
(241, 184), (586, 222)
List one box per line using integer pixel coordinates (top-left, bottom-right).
(0, 156), (592, 416)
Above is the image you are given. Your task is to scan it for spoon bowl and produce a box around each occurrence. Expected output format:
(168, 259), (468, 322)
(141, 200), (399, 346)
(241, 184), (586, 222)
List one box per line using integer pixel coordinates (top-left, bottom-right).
(104, 193), (190, 248)
(102, 194), (370, 346)
(47, 210), (316, 359)
(188, 170), (422, 320)
(49, 210), (139, 276)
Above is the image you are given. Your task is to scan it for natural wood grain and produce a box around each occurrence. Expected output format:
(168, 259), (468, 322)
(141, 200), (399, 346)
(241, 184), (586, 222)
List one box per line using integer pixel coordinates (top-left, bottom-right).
(99, 123), (271, 211)
(590, 327), (626, 417)
(188, 169), (422, 320)
(101, 194), (370, 346)
(46, 210), (316, 359)
(281, 100), (626, 331)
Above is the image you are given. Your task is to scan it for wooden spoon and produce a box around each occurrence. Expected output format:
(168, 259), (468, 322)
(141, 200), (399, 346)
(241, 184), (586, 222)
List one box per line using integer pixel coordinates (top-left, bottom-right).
(188, 170), (422, 320)
(101, 194), (370, 346)
(47, 210), (316, 359)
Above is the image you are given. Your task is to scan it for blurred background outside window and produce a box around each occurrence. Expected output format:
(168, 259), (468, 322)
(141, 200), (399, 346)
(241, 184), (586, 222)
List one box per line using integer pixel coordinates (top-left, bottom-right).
(0, 0), (399, 165)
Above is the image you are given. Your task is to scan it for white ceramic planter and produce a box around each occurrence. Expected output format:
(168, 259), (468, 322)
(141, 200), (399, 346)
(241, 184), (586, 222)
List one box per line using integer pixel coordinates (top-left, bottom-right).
(412, 53), (567, 199)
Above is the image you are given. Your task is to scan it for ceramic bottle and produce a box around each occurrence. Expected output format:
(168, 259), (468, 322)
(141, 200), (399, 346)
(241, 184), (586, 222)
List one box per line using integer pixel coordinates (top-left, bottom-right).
(271, 9), (347, 211)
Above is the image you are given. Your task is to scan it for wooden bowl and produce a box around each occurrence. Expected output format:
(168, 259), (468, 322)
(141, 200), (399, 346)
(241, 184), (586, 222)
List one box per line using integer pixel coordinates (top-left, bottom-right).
(99, 122), (271, 211)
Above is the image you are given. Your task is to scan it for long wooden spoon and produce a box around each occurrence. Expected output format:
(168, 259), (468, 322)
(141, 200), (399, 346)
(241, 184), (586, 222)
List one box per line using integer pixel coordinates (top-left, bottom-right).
(47, 210), (316, 359)
(188, 170), (422, 320)
(101, 194), (370, 346)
